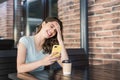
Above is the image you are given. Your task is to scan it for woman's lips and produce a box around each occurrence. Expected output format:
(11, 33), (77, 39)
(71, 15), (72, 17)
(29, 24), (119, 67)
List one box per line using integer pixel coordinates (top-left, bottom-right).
(46, 30), (52, 37)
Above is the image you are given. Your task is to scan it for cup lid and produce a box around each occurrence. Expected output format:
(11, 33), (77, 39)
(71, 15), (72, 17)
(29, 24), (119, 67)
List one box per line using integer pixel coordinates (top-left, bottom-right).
(62, 60), (71, 63)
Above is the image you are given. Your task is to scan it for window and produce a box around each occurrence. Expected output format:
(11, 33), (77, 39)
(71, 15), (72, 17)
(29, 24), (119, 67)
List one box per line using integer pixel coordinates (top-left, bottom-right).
(14, 0), (58, 45)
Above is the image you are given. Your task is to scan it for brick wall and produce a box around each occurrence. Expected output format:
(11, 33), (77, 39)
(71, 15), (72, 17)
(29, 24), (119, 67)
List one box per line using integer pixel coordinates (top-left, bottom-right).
(58, 0), (120, 69)
(0, 0), (13, 39)
(7, 0), (14, 39)
(58, 0), (80, 48)
(88, 0), (120, 69)
(0, 2), (7, 38)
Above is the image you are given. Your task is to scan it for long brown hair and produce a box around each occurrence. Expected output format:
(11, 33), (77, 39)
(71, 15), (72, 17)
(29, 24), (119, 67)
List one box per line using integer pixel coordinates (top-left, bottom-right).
(36, 17), (63, 54)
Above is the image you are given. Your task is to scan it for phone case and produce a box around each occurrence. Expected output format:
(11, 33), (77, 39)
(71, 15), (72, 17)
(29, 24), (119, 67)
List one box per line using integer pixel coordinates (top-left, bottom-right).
(51, 45), (61, 57)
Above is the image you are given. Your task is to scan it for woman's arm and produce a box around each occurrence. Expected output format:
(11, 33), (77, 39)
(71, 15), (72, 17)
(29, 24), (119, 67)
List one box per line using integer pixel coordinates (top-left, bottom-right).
(17, 42), (58, 73)
(59, 41), (69, 61)
(55, 23), (69, 67)
(17, 42), (44, 73)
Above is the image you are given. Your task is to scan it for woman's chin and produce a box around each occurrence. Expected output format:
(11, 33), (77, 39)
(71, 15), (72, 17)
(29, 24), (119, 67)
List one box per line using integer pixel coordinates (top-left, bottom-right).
(45, 35), (51, 39)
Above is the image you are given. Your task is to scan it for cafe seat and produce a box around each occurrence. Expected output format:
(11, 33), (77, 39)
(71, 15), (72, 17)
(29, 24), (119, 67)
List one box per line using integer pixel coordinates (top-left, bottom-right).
(0, 39), (17, 80)
(50, 48), (88, 70)
(67, 48), (88, 68)
(0, 39), (14, 50)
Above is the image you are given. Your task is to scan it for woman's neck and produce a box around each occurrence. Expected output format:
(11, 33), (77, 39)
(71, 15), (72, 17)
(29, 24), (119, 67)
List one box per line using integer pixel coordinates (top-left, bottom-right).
(34, 32), (45, 47)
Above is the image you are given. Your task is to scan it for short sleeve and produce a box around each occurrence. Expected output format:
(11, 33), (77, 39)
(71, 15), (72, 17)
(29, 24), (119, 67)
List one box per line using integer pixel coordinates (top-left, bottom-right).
(19, 36), (28, 48)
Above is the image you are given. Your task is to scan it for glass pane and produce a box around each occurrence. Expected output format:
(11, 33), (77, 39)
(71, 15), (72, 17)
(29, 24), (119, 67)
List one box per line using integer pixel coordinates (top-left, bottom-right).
(27, 0), (43, 35)
(49, 0), (58, 17)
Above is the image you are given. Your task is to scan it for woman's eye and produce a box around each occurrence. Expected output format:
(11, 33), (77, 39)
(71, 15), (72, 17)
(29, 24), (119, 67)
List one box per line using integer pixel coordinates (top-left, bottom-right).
(50, 25), (54, 28)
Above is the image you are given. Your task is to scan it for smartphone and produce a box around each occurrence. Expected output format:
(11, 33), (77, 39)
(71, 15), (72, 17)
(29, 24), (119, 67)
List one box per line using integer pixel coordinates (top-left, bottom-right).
(51, 45), (61, 57)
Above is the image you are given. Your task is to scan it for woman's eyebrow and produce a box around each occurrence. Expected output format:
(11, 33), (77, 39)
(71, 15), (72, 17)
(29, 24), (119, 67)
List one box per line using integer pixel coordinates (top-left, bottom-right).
(51, 24), (55, 27)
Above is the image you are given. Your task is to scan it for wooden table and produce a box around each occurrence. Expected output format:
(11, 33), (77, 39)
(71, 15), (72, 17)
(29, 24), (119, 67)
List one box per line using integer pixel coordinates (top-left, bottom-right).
(8, 65), (120, 80)
(8, 67), (88, 80)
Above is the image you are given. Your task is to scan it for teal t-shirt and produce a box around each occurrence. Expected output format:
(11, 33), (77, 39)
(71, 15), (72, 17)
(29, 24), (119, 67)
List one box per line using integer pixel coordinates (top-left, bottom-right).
(19, 36), (48, 72)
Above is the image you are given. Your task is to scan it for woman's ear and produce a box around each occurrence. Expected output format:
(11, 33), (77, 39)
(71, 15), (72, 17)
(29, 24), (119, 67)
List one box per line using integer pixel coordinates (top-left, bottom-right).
(42, 21), (46, 27)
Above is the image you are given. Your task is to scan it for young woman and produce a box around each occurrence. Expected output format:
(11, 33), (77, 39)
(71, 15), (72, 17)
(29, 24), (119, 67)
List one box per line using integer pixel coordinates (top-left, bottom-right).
(17, 17), (69, 73)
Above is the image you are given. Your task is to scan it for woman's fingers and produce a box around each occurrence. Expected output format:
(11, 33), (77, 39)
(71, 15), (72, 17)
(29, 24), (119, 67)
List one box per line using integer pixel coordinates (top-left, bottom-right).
(43, 54), (60, 66)
(49, 56), (60, 63)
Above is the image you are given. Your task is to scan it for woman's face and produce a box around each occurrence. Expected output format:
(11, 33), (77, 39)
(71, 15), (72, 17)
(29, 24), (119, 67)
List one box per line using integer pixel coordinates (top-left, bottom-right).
(41, 21), (59, 39)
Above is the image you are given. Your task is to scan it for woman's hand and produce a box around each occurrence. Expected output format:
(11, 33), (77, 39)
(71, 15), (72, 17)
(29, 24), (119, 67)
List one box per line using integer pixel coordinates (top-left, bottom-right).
(55, 22), (63, 43)
(41, 55), (60, 66)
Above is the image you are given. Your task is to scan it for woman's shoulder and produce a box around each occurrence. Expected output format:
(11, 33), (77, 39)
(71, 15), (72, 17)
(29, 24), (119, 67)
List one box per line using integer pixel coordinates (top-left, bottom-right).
(20, 36), (32, 40)
(19, 36), (33, 43)
(19, 36), (33, 48)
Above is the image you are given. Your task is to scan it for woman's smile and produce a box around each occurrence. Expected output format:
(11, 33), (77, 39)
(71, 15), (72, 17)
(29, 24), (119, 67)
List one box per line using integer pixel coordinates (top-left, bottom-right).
(46, 30), (52, 37)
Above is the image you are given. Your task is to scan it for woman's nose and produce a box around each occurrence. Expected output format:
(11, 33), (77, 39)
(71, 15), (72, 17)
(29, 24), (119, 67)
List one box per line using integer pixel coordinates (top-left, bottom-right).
(50, 29), (55, 33)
